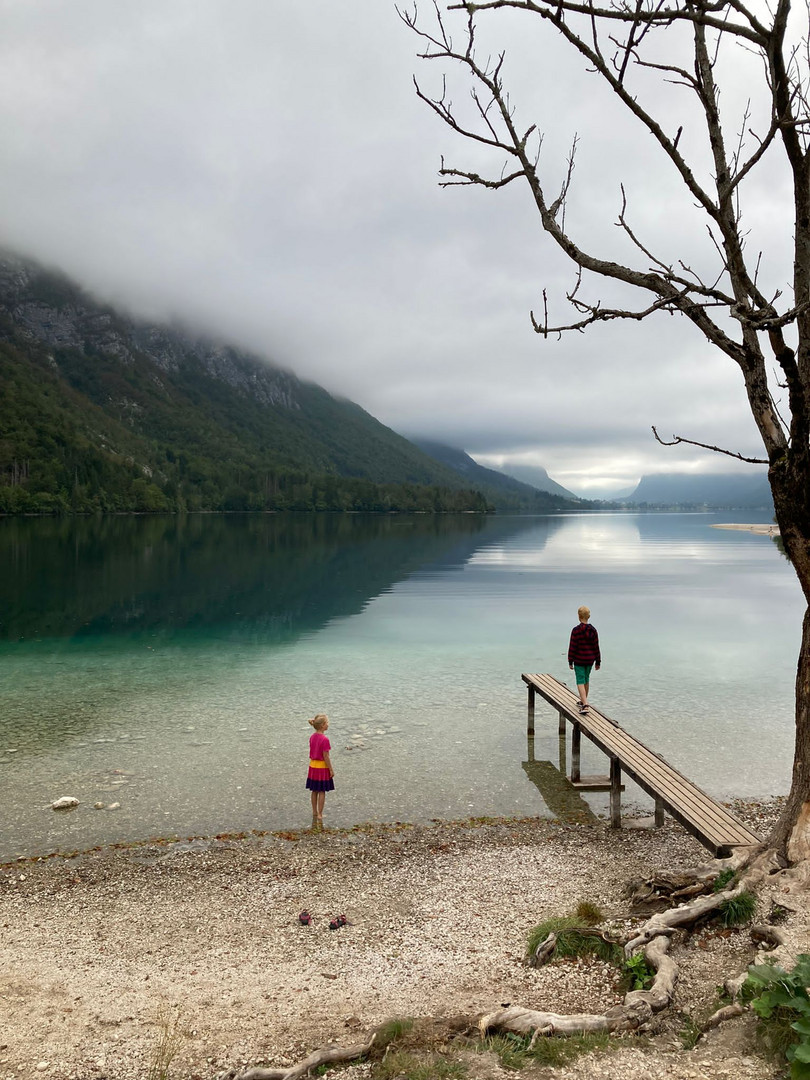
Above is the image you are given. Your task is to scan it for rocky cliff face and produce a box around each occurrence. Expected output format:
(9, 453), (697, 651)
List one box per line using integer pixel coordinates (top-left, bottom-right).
(0, 251), (301, 410)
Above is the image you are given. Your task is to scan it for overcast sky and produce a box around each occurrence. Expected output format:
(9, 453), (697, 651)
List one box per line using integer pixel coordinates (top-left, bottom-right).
(0, 0), (788, 496)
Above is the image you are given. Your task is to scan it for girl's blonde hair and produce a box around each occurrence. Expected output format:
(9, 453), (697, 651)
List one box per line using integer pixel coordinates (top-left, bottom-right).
(578, 605), (590, 621)
(309, 713), (328, 731)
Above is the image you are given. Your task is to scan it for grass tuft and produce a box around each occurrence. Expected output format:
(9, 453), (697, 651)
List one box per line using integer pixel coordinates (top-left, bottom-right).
(527, 913), (623, 965)
(554, 929), (623, 963)
(372, 1050), (466, 1080)
(679, 1014), (703, 1050)
(574, 900), (604, 925)
(526, 915), (580, 957)
(718, 890), (757, 927)
(374, 1018), (415, 1050)
(147, 1005), (185, 1080)
(485, 1030), (614, 1070)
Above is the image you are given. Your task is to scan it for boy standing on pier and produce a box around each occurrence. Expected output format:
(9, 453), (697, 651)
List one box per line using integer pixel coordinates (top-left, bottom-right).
(568, 605), (601, 714)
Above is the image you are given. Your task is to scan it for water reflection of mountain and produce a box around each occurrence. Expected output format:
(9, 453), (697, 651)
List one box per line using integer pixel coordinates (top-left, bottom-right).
(0, 513), (560, 644)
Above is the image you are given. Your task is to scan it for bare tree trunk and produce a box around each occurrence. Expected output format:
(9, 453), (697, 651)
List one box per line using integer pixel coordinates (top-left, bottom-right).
(769, 607), (810, 858)
(764, 452), (810, 859)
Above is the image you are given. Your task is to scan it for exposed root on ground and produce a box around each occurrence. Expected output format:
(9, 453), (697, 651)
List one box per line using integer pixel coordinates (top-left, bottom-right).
(216, 1035), (377, 1080)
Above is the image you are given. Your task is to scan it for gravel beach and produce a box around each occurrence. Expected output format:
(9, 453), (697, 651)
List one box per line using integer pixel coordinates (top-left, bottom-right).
(0, 800), (804, 1080)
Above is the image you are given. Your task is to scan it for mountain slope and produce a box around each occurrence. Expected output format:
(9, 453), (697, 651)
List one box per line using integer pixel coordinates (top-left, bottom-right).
(624, 472), (773, 508)
(0, 253), (491, 514)
(408, 438), (585, 511)
(491, 461), (578, 500)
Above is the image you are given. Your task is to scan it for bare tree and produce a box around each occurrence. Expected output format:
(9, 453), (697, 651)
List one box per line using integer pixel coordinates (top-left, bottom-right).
(401, 0), (810, 861)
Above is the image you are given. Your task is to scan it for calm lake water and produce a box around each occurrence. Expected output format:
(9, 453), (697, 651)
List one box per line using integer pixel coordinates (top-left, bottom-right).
(0, 510), (801, 860)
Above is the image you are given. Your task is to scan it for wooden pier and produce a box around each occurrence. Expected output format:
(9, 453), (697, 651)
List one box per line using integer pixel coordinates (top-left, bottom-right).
(522, 673), (761, 857)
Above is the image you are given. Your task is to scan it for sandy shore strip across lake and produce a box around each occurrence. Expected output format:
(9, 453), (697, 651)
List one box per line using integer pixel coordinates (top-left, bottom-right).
(711, 523), (779, 535)
(0, 799), (802, 1080)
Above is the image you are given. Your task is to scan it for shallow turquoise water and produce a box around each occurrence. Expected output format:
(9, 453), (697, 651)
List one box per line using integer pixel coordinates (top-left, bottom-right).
(0, 510), (800, 859)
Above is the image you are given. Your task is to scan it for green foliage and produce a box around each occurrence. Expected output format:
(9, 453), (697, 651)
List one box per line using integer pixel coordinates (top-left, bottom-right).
(526, 916), (623, 964)
(622, 952), (655, 992)
(712, 868), (737, 892)
(484, 1030), (613, 1070)
(574, 900), (604, 925)
(742, 954), (810, 1078)
(718, 890), (757, 927)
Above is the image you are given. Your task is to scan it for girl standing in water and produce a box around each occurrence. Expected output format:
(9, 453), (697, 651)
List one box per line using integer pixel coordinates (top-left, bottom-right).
(305, 713), (334, 828)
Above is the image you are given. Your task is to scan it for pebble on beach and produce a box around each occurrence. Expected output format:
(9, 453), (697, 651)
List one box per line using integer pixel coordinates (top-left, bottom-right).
(51, 796), (79, 811)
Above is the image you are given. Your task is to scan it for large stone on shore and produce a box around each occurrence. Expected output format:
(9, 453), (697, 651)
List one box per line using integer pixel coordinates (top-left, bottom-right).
(51, 796), (79, 811)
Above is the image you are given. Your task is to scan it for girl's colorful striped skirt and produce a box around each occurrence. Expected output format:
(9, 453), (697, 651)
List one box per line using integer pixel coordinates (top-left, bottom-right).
(306, 759), (334, 792)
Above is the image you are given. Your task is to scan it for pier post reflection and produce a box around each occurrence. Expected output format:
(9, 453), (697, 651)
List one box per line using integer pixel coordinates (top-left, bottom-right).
(522, 731), (597, 824)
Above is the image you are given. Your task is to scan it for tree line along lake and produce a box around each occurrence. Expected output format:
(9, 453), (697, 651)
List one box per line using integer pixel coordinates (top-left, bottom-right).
(0, 509), (799, 861)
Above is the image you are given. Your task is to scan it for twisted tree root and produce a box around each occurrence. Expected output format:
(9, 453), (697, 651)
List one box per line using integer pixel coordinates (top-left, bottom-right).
(624, 883), (744, 953)
(482, 931), (678, 1039)
(216, 1036), (376, 1080)
(702, 1003), (746, 1032)
(484, 878), (752, 1042)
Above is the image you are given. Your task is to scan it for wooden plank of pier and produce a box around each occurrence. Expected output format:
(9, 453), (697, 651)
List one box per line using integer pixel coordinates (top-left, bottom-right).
(522, 672), (761, 857)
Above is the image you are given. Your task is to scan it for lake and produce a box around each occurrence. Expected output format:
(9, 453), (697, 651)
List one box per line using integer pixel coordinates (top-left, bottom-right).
(0, 510), (800, 861)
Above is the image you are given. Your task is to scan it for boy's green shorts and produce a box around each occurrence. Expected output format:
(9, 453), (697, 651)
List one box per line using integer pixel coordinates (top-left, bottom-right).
(573, 664), (593, 685)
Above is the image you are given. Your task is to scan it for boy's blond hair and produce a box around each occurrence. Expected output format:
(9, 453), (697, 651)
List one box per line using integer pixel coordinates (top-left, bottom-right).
(309, 713), (328, 731)
(577, 605), (590, 622)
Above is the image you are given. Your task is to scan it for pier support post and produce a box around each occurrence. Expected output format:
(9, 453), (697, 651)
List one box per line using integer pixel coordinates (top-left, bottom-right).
(610, 758), (622, 828)
(654, 797), (665, 828)
(527, 685), (535, 735)
(571, 722), (581, 784)
(558, 710), (566, 737)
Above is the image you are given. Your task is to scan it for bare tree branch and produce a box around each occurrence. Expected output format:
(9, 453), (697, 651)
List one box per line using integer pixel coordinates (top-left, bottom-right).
(651, 426), (768, 463)
(450, 0), (766, 45)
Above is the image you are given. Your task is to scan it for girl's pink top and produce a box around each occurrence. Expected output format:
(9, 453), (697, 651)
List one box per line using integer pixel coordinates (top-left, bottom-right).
(309, 731), (331, 760)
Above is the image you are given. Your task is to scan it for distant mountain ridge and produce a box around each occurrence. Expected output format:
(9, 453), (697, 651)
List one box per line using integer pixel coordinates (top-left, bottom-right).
(407, 438), (585, 511)
(623, 471), (773, 509)
(491, 462), (579, 501)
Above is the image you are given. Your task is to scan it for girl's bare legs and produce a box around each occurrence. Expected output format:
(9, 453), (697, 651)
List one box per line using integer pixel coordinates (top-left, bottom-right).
(315, 790), (326, 824)
(310, 790), (319, 826)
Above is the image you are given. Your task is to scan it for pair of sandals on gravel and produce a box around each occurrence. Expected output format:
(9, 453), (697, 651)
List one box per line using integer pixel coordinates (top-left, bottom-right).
(299, 910), (347, 930)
